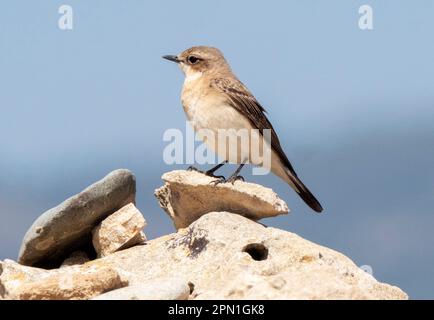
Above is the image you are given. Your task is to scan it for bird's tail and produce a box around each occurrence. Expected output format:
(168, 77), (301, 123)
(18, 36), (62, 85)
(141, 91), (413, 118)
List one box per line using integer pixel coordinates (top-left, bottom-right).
(285, 170), (323, 213)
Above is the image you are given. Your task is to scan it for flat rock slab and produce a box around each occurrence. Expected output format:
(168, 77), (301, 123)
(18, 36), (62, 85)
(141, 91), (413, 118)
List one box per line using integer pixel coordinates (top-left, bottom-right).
(154, 170), (289, 229)
(18, 169), (136, 268)
(92, 278), (190, 300)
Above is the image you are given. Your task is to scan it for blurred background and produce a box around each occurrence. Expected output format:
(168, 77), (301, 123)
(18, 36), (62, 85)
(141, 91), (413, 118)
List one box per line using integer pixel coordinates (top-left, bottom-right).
(0, 1), (433, 298)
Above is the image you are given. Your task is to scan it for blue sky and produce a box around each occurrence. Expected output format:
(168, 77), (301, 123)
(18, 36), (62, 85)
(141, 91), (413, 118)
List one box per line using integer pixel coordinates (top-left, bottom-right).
(0, 1), (433, 298)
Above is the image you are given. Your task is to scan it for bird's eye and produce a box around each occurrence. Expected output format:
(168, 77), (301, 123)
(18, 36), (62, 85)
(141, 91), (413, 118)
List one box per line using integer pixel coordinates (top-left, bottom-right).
(187, 56), (200, 64)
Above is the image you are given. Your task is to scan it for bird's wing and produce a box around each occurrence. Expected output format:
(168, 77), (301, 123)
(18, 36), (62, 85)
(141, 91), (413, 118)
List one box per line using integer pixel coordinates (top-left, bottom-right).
(211, 77), (297, 175)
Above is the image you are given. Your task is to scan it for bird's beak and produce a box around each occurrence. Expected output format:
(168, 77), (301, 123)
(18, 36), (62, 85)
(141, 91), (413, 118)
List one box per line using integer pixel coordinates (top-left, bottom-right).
(162, 55), (181, 63)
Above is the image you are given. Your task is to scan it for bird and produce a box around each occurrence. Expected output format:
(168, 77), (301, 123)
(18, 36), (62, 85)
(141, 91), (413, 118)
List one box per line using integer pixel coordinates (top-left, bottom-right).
(163, 46), (323, 213)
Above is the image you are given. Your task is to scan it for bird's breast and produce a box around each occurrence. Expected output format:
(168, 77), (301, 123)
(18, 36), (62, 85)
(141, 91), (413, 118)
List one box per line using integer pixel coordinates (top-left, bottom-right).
(182, 88), (242, 132)
(180, 81), (272, 165)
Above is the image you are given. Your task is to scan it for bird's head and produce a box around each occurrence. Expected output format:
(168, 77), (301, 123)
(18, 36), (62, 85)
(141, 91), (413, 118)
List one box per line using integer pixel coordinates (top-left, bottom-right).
(163, 46), (231, 80)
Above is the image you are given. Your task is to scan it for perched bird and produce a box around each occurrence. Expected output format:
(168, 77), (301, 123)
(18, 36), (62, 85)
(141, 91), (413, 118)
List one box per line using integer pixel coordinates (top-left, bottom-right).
(163, 46), (323, 213)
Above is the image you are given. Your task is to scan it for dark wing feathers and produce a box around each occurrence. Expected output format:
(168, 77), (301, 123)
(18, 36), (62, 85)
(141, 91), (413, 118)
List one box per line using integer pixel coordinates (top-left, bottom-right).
(211, 78), (297, 175)
(211, 77), (323, 213)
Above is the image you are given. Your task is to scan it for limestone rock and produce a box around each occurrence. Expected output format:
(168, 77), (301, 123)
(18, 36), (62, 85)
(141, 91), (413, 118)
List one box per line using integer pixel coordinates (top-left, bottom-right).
(0, 260), (127, 300)
(92, 278), (190, 300)
(2, 212), (408, 300)
(98, 212), (408, 300)
(125, 231), (147, 248)
(18, 169), (136, 267)
(92, 203), (147, 257)
(0, 260), (47, 299)
(154, 170), (289, 229)
(60, 251), (89, 267)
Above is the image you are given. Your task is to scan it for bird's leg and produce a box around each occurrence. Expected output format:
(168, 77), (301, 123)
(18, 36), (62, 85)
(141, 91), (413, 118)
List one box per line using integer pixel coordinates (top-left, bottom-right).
(211, 163), (245, 186)
(205, 160), (228, 179)
(226, 163), (246, 184)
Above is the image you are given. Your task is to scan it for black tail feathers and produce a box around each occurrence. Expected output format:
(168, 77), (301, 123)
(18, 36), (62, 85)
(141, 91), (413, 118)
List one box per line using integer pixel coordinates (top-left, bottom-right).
(287, 173), (323, 213)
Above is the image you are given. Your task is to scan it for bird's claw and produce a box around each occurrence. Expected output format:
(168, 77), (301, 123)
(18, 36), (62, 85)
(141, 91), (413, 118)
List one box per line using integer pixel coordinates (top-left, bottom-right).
(210, 175), (244, 186)
(209, 176), (227, 186)
(227, 175), (245, 184)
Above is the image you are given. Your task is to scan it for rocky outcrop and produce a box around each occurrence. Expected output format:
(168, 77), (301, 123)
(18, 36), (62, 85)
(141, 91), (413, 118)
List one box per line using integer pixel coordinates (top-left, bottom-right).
(1, 212), (407, 300)
(98, 212), (407, 300)
(155, 170), (288, 229)
(18, 169), (136, 268)
(0, 169), (408, 300)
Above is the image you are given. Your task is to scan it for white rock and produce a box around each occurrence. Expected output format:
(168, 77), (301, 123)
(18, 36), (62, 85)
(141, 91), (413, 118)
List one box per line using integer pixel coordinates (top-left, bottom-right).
(99, 212), (408, 300)
(92, 203), (147, 257)
(155, 170), (289, 229)
(2, 212), (408, 300)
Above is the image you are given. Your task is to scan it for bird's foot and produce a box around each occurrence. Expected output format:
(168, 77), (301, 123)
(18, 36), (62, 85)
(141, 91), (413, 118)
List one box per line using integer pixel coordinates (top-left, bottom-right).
(188, 166), (226, 181)
(209, 176), (227, 186)
(210, 174), (244, 186)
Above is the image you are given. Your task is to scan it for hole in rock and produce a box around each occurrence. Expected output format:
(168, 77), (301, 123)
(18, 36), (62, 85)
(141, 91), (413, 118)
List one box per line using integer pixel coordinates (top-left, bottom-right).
(242, 243), (269, 261)
(188, 282), (195, 294)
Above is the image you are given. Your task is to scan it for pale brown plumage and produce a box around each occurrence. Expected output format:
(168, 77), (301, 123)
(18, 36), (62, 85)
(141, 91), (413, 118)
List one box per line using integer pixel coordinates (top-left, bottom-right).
(210, 77), (296, 174)
(163, 46), (323, 213)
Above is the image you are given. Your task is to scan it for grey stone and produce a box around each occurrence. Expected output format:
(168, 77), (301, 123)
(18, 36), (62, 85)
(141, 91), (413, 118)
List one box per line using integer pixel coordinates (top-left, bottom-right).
(18, 169), (136, 267)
